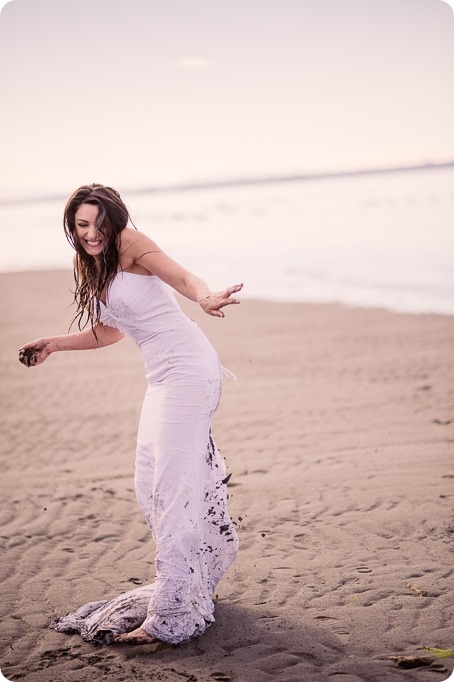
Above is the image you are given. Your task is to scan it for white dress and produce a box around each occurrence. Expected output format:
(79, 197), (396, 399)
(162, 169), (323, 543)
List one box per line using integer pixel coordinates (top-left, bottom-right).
(50, 272), (239, 644)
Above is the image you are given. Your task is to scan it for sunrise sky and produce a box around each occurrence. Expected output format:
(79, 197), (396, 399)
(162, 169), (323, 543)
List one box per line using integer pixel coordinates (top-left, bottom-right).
(0, 0), (453, 200)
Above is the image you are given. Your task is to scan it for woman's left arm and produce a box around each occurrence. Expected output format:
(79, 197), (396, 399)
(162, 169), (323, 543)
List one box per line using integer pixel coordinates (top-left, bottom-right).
(124, 230), (242, 318)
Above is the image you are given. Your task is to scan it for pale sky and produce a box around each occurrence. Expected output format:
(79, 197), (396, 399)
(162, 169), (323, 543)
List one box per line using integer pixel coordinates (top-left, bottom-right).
(0, 0), (453, 199)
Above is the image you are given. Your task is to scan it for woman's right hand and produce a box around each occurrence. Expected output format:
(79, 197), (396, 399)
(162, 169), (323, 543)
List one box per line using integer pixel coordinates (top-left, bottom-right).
(18, 338), (53, 367)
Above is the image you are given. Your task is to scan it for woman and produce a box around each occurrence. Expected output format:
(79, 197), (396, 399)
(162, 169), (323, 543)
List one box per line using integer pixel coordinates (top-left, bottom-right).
(18, 184), (242, 645)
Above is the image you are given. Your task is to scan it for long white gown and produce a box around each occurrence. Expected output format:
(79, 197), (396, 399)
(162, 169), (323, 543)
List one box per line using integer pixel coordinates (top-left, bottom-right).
(50, 271), (239, 644)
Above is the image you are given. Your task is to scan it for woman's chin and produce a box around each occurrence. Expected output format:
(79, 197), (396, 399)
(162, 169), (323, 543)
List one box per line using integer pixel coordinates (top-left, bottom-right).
(82, 245), (104, 257)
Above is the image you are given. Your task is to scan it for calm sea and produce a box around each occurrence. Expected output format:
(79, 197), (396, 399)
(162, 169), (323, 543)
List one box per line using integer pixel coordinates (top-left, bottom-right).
(1, 168), (453, 314)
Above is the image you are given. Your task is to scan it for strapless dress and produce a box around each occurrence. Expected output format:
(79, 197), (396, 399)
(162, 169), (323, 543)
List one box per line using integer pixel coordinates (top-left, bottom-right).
(50, 272), (238, 644)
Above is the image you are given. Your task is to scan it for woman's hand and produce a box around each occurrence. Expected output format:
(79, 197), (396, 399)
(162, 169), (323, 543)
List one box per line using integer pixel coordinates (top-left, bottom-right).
(18, 338), (53, 367)
(198, 283), (243, 318)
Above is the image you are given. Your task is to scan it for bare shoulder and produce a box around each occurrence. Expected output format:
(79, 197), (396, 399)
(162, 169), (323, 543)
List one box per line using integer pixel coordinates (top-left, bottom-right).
(119, 227), (160, 250)
(118, 227), (163, 273)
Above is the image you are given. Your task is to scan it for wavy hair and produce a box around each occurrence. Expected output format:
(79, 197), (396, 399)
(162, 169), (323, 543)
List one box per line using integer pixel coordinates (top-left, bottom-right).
(64, 184), (131, 334)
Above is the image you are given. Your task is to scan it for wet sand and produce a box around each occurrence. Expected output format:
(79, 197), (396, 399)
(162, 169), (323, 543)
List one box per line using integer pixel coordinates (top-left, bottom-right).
(0, 269), (453, 682)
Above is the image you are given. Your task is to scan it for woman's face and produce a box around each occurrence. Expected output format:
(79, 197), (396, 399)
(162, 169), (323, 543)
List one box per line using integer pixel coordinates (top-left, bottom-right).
(74, 203), (106, 257)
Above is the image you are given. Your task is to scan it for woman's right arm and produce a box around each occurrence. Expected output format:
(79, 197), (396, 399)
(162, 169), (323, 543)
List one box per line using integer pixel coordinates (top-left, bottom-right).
(18, 323), (124, 368)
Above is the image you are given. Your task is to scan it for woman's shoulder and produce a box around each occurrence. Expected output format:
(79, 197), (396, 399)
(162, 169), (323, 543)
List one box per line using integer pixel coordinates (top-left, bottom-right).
(119, 226), (144, 245)
(119, 226), (159, 247)
(118, 227), (143, 255)
(118, 227), (161, 273)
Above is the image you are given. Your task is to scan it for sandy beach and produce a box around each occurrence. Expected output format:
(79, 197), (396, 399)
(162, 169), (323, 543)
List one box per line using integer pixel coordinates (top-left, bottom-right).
(0, 269), (453, 682)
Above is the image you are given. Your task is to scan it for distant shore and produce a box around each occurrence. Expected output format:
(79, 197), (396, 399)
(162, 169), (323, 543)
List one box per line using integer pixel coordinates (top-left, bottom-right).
(1, 160), (453, 207)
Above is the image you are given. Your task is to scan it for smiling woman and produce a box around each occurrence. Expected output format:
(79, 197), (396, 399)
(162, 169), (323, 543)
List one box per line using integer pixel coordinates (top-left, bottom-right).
(63, 185), (131, 332)
(75, 205), (106, 255)
(18, 183), (242, 645)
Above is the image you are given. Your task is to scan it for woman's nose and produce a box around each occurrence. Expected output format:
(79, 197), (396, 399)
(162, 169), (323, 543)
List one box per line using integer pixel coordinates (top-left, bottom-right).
(86, 225), (99, 239)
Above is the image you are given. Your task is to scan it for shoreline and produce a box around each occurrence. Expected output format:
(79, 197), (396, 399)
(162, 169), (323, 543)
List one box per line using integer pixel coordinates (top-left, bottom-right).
(1, 269), (453, 681)
(1, 267), (453, 319)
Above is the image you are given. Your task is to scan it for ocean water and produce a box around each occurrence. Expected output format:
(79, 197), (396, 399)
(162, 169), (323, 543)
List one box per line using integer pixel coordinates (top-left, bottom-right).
(1, 168), (453, 314)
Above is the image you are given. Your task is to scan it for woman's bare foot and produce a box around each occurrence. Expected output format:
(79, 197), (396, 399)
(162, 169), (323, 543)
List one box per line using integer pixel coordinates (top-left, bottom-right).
(114, 627), (158, 644)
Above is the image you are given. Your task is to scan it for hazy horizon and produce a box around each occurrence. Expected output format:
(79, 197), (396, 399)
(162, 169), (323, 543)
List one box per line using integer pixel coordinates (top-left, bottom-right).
(1, 159), (453, 207)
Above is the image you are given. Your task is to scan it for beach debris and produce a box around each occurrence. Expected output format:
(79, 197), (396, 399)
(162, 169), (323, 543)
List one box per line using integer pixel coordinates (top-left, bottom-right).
(406, 582), (428, 596)
(389, 648), (453, 669)
(421, 647), (454, 658)
(168, 669), (196, 681)
(389, 655), (434, 668)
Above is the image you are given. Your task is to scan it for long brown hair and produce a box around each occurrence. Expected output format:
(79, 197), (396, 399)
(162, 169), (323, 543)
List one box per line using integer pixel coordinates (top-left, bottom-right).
(64, 184), (131, 333)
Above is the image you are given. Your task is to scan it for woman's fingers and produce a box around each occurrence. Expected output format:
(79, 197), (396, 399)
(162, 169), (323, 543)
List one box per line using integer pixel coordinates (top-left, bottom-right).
(200, 283), (242, 317)
(19, 351), (30, 367)
(18, 344), (41, 367)
(225, 283), (243, 296)
(219, 283), (243, 305)
(19, 348), (35, 366)
(219, 297), (239, 307)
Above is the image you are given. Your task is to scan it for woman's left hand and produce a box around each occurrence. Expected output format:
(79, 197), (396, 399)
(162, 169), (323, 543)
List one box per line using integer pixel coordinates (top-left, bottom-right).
(198, 283), (243, 317)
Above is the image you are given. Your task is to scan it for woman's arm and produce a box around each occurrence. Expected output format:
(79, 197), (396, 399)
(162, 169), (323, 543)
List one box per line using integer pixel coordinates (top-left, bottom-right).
(121, 228), (242, 318)
(19, 323), (124, 367)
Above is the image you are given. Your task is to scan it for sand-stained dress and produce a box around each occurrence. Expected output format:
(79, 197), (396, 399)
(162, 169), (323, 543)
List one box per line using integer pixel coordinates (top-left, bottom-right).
(50, 272), (238, 644)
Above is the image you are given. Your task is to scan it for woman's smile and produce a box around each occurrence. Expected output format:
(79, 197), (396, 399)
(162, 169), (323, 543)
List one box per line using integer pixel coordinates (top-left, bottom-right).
(84, 237), (104, 248)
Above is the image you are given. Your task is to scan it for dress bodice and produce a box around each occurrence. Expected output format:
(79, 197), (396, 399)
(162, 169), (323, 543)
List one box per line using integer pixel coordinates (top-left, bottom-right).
(99, 272), (191, 343)
(98, 271), (220, 384)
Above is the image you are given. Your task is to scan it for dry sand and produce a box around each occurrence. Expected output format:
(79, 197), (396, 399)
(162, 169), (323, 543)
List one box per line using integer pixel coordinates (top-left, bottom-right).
(0, 269), (453, 682)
